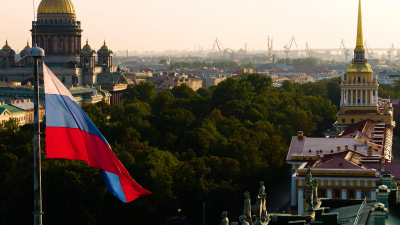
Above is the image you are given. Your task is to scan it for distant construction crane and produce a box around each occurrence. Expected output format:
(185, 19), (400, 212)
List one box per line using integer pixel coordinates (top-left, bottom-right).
(364, 40), (374, 60)
(340, 39), (350, 64)
(305, 41), (313, 58)
(267, 36), (273, 56)
(387, 43), (395, 62)
(283, 35), (297, 58)
(212, 38), (235, 57)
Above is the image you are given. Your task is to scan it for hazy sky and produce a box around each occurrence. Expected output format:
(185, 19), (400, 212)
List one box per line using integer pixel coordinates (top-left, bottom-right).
(1, 0), (400, 53)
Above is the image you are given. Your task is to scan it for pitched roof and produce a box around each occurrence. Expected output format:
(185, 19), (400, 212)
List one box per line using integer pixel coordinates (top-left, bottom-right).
(286, 136), (377, 161)
(0, 104), (25, 115)
(96, 73), (128, 85)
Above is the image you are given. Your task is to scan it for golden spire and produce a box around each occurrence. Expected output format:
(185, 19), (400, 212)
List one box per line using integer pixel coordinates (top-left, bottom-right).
(355, 0), (365, 52)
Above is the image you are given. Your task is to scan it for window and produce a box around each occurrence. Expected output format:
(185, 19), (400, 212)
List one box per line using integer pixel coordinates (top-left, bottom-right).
(342, 119), (345, 123)
(358, 77), (361, 82)
(334, 190), (341, 198)
(349, 190), (355, 198)
(351, 119), (354, 123)
(319, 189), (326, 198)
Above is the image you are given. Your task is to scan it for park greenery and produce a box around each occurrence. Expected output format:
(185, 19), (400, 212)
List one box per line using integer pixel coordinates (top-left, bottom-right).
(277, 58), (319, 68)
(0, 74), (341, 225)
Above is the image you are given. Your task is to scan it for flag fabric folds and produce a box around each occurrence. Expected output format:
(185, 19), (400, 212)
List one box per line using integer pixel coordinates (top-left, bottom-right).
(43, 62), (151, 203)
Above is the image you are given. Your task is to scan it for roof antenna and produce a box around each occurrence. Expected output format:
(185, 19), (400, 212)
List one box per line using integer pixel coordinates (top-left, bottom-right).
(33, 0), (37, 44)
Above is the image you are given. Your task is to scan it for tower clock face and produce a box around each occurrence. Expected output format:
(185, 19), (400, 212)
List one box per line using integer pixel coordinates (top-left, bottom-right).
(357, 66), (362, 72)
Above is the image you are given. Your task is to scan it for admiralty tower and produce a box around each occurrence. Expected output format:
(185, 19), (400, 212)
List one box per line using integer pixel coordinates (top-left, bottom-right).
(31, 0), (82, 63)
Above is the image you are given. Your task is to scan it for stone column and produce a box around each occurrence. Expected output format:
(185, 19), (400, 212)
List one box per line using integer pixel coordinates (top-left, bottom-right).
(365, 89), (367, 105)
(341, 189), (347, 200)
(64, 36), (68, 54)
(291, 174), (296, 206)
(346, 90), (349, 105)
(297, 188), (304, 215)
(376, 90), (379, 103)
(371, 189), (377, 201)
(327, 188), (332, 199)
(356, 189), (362, 200)
(73, 36), (76, 54)
(341, 90), (343, 105)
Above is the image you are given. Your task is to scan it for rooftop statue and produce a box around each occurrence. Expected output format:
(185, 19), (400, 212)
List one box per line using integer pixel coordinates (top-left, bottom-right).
(303, 167), (318, 212)
(239, 215), (249, 225)
(243, 191), (253, 225)
(221, 211), (229, 225)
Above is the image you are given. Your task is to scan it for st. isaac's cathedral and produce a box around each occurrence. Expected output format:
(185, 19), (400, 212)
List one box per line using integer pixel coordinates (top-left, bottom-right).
(0, 0), (118, 86)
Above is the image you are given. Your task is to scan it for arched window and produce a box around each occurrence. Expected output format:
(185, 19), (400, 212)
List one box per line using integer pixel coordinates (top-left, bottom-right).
(50, 19), (53, 24)
(45, 19), (48, 24)
(60, 19), (62, 24)
(69, 19), (71, 24)
(55, 19), (58, 24)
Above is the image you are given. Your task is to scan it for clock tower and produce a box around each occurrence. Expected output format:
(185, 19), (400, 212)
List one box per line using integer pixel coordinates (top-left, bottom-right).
(335, 0), (395, 133)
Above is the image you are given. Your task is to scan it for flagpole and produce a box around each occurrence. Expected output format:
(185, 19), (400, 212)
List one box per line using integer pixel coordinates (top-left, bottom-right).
(28, 44), (45, 225)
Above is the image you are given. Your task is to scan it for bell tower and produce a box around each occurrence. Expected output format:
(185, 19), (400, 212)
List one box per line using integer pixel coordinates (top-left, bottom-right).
(335, 0), (394, 133)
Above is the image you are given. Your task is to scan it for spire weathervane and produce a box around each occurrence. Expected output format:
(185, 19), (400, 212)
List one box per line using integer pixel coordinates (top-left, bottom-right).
(353, 0), (366, 62)
(355, 0), (365, 52)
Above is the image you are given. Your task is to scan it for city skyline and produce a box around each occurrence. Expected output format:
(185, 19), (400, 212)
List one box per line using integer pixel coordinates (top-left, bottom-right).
(2, 0), (400, 53)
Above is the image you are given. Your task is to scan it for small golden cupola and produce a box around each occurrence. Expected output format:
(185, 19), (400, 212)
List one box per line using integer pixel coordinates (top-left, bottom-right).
(23, 41), (31, 51)
(82, 39), (92, 50)
(2, 40), (11, 50)
(100, 40), (108, 50)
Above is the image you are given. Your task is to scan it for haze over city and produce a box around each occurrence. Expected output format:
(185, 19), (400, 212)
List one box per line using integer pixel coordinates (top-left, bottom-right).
(2, 0), (400, 53)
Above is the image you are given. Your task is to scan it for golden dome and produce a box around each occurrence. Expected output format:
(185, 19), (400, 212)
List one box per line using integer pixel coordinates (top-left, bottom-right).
(37, 0), (75, 14)
(23, 41), (31, 51)
(82, 40), (91, 50)
(100, 40), (108, 50)
(2, 40), (11, 50)
(347, 62), (372, 73)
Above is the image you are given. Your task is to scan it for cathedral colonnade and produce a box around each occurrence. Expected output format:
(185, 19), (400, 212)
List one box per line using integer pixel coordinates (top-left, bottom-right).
(34, 35), (81, 55)
(341, 89), (378, 106)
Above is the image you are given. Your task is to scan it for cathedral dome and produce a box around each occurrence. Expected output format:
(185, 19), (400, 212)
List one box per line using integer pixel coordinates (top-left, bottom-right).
(100, 41), (108, 50)
(82, 40), (91, 50)
(37, 0), (76, 14)
(23, 41), (31, 51)
(2, 40), (11, 50)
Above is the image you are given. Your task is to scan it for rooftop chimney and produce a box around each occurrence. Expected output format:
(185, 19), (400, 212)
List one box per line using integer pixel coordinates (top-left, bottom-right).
(298, 131), (304, 140)
(345, 145), (349, 151)
(337, 146), (341, 152)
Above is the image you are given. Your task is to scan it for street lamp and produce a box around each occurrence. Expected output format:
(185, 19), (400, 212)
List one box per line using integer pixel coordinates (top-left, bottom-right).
(27, 43), (45, 225)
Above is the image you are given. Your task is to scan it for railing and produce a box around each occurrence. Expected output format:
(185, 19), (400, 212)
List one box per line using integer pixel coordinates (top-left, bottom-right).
(353, 198), (367, 225)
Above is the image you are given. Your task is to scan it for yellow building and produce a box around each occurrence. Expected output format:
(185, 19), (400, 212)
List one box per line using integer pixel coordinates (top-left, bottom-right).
(334, 0), (395, 133)
(286, 0), (399, 216)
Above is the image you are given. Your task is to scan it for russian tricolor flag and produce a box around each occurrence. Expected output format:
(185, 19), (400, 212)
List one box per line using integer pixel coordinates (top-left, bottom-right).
(43, 62), (151, 202)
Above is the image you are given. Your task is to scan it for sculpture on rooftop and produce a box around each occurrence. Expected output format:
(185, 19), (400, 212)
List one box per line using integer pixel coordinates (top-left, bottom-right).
(221, 211), (229, 225)
(239, 215), (249, 225)
(243, 191), (253, 225)
(255, 181), (268, 224)
(384, 102), (390, 115)
(303, 167), (318, 212)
